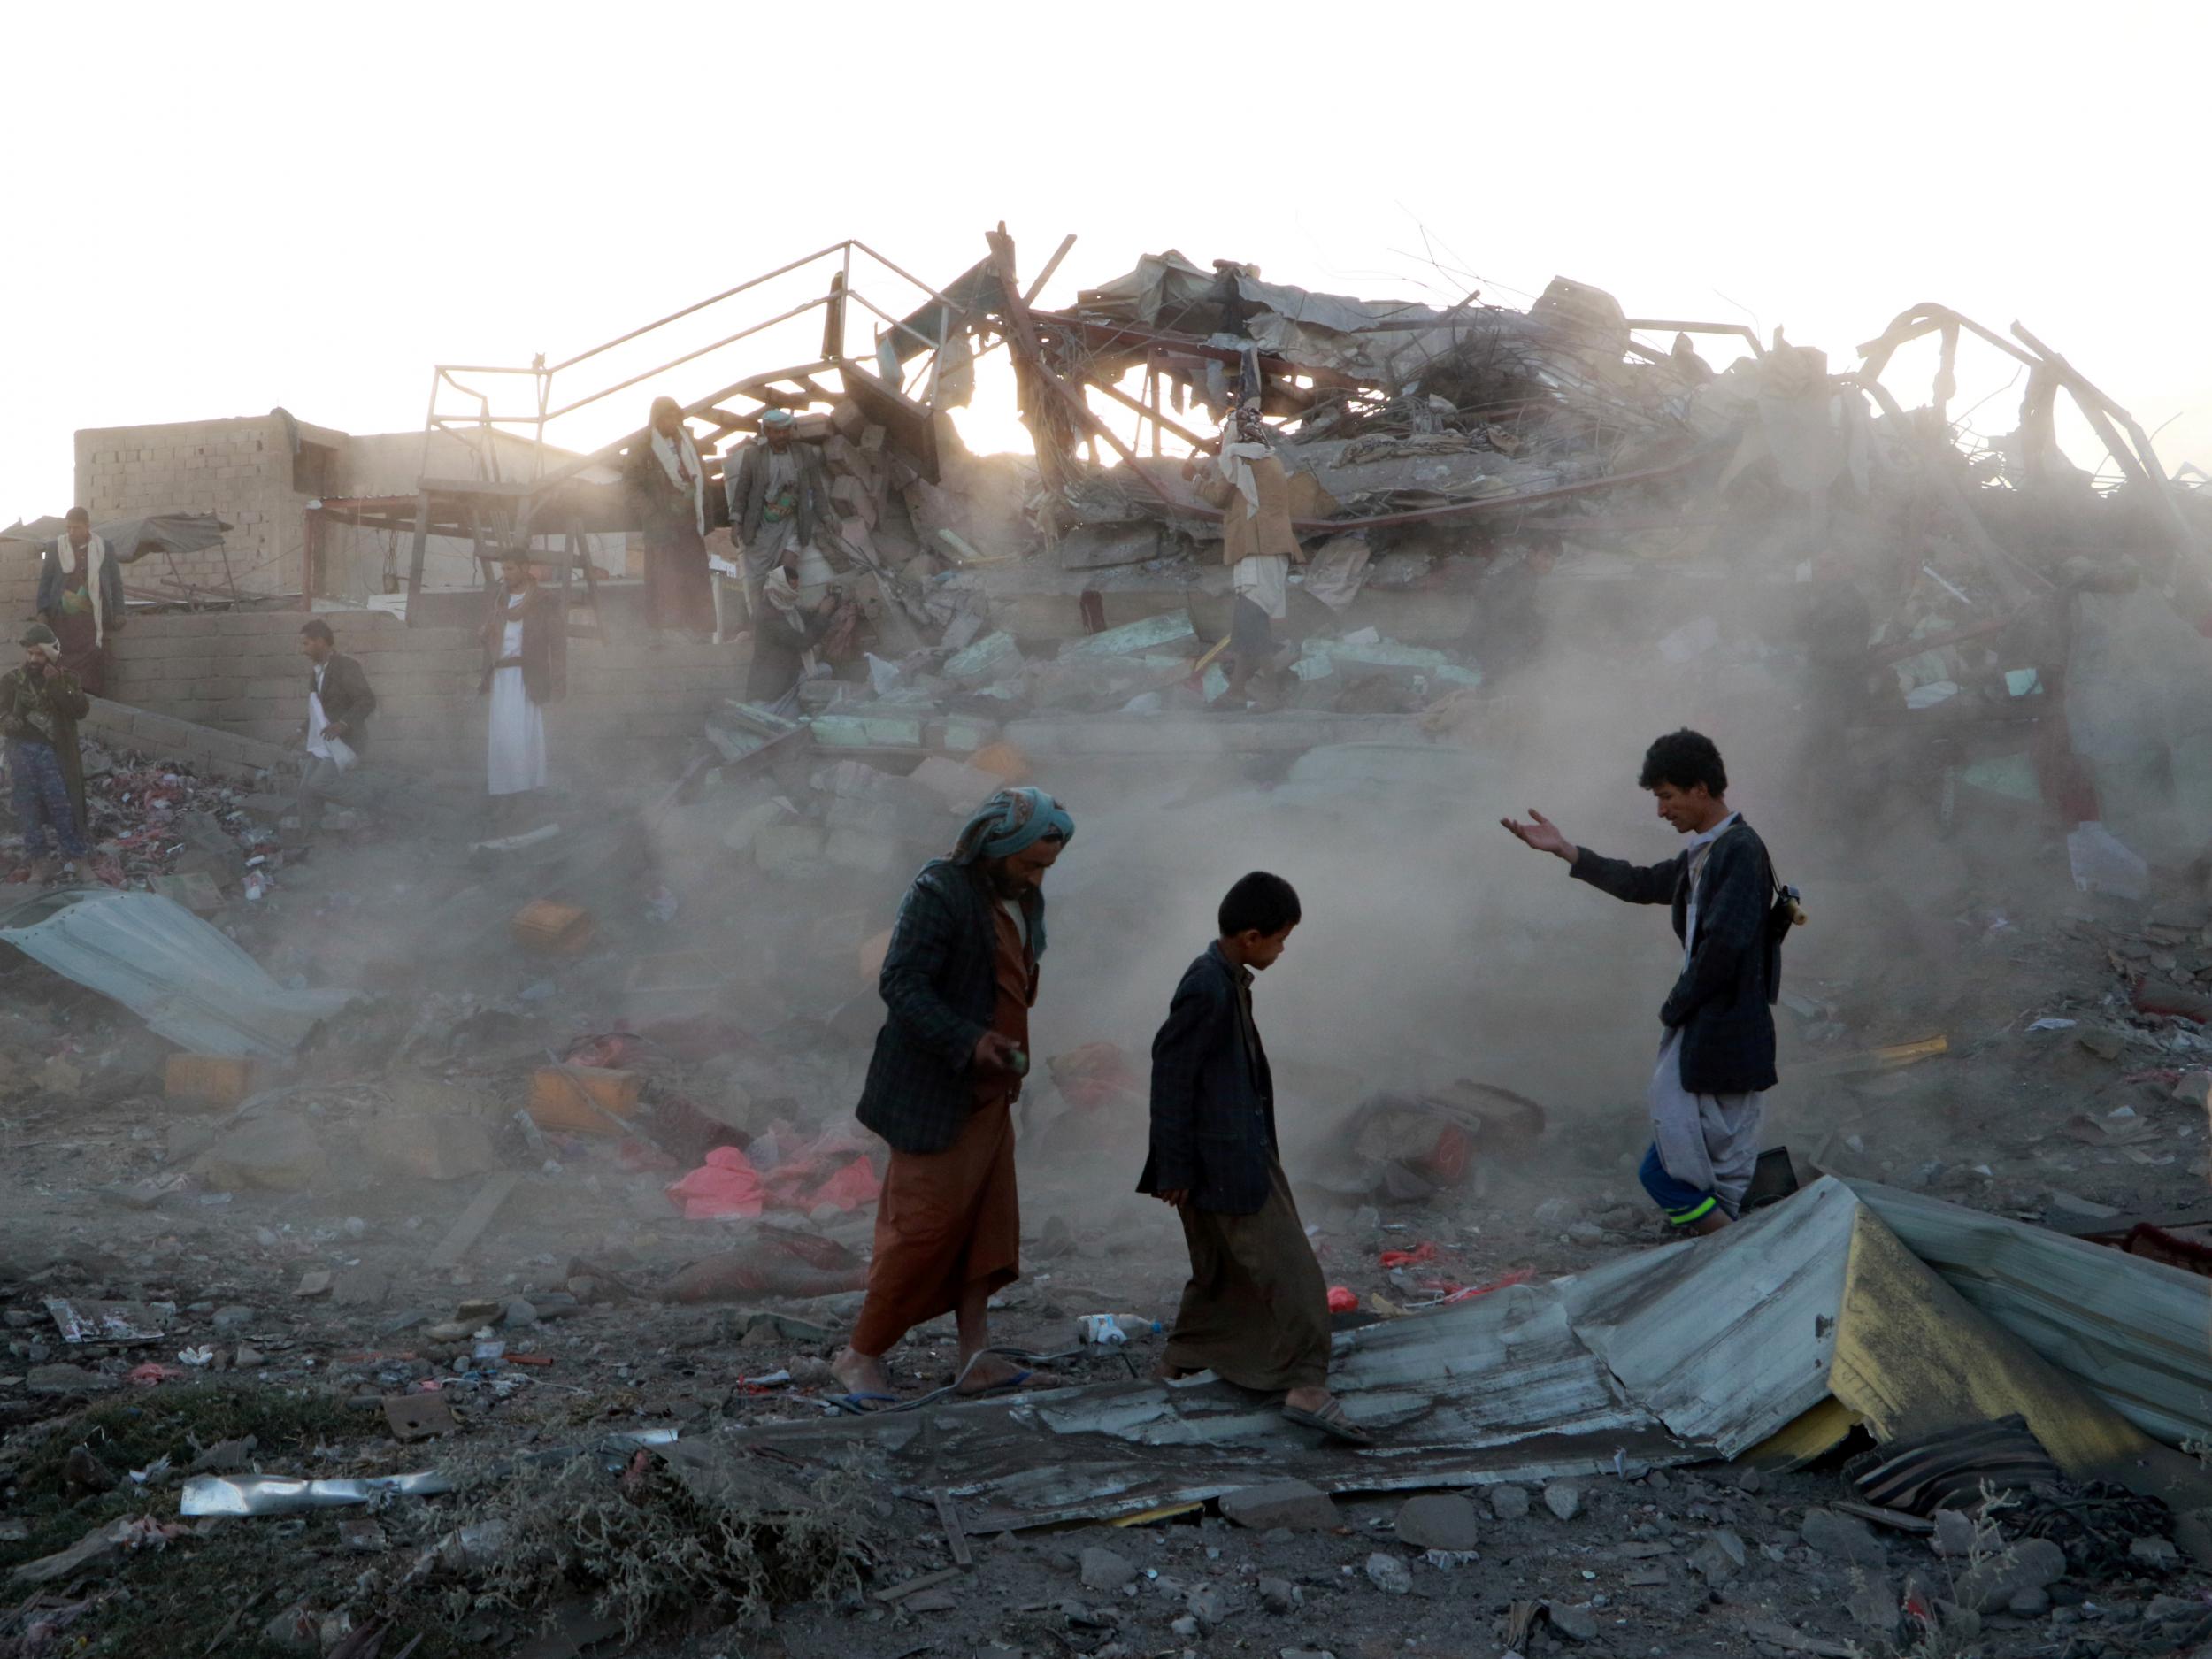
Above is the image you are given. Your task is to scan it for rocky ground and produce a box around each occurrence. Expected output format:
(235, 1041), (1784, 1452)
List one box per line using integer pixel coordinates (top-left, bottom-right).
(4, 724), (2212, 1659)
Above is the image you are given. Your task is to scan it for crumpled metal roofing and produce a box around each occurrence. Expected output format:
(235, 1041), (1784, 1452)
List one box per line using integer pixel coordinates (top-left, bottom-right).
(699, 1177), (2212, 1529)
(1848, 1178), (2212, 1448)
(0, 888), (356, 1056)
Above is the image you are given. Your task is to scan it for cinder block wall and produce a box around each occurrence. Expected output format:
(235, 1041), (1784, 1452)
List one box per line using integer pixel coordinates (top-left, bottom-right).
(97, 610), (749, 781)
(74, 416), (311, 598)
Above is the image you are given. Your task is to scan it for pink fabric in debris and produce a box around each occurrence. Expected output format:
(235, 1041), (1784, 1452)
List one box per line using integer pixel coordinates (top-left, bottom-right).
(808, 1155), (883, 1212)
(665, 1144), (767, 1219)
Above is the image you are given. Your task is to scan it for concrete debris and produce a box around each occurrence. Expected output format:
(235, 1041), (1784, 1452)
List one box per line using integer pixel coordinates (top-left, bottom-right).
(1078, 1546), (1136, 1592)
(1392, 1494), (1479, 1553)
(1800, 1507), (1888, 1567)
(1218, 1481), (1340, 1532)
(1363, 1552), (1411, 1595)
(1954, 1537), (2068, 1615)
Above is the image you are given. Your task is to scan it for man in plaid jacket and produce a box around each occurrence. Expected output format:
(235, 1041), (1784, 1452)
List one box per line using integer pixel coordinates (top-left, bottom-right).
(832, 787), (1075, 1407)
(1503, 729), (1780, 1234)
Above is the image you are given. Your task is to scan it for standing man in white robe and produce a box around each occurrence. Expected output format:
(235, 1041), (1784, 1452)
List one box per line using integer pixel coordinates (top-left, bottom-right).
(478, 556), (565, 827)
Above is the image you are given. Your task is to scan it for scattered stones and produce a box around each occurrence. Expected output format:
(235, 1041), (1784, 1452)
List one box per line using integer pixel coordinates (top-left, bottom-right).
(1542, 1480), (1583, 1522)
(2130, 1535), (2182, 1571)
(261, 1602), (319, 1655)
(1488, 1484), (1531, 1521)
(1733, 1467), (1764, 1494)
(2146, 1593), (2202, 1626)
(186, 1436), (257, 1474)
(1219, 1480), (1340, 1532)
(1533, 1196), (1584, 1229)
(1845, 1571), (1899, 1634)
(1546, 1601), (1600, 1644)
(337, 1519), (388, 1553)
(27, 1363), (110, 1395)
(1394, 1494), (1479, 1553)
(330, 1270), (391, 1309)
(1363, 1553), (1412, 1596)
(1931, 1509), (1999, 1559)
(1955, 1538), (2067, 1615)
(503, 1298), (540, 1328)
(2008, 1587), (2052, 1617)
(1079, 1547), (1136, 1593)
(7, 1521), (127, 1586)
(1186, 1585), (1226, 1629)
(1170, 1616), (1200, 1640)
(1688, 1528), (1747, 1586)
(192, 1115), (328, 1193)
(295, 1270), (333, 1299)
(1257, 1577), (1297, 1615)
(1800, 1507), (1887, 1568)
(211, 1305), (255, 1331)
(234, 1345), (266, 1369)
(61, 1445), (116, 1495)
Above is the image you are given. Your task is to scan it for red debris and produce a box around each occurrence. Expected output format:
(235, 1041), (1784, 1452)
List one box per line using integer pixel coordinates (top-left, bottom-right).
(1435, 1268), (1536, 1304)
(1379, 1241), (1440, 1269)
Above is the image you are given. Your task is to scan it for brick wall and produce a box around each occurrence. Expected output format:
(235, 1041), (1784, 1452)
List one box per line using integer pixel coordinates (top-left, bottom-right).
(96, 608), (751, 782)
(1, 533), (39, 619)
(75, 416), (322, 599)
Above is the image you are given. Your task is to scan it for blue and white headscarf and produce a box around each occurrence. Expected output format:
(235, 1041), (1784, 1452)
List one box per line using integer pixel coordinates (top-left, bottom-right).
(949, 787), (1074, 866)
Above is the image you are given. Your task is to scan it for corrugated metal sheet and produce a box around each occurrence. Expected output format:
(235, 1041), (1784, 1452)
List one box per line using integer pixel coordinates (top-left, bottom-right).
(692, 1177), (2212, 1528)
(1561, 1176), (1855, 1457)
(0, 889), (356, 1056)
(1848, 1179), (2212, 1448)
(714, 1274), (1699, 1531)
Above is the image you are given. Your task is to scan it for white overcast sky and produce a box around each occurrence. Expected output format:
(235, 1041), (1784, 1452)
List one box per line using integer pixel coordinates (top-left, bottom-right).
(4, 1), (2208, 523)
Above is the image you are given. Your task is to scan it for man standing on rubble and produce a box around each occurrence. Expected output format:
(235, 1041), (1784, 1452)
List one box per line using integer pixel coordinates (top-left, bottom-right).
(2, 623), (92, 881)
(726, 407), (831, 636)
(292, 619), (378, 840)
(627, 396), (717, 640)
(1186, 401), (1300, 705)
(831, 787), (1075, 1408)
(35, 507), (125, 696)
(1502, 730), (1780, 1234)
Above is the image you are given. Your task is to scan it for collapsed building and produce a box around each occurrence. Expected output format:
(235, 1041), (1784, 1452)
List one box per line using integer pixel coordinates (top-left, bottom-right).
(8, 228), (2208, 879)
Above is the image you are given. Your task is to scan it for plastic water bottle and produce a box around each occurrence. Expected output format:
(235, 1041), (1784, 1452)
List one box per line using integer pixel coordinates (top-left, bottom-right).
(1077, 1314), (1127, 1346)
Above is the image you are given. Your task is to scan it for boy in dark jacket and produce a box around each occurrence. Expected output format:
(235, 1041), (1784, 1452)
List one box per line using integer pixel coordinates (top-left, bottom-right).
(1140, 872), (1368, 1443)
(1503, 729), (1779, 1234)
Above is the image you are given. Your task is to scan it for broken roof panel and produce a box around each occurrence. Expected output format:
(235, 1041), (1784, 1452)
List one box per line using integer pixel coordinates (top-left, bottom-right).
(1, 511), (232, 564)
(1847, 1178), (2212, 1449)
(0, 888), (357, 1056)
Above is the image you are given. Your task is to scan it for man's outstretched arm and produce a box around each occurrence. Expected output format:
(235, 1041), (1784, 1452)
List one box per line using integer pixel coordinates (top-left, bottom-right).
(1502, 809), (1678, 905)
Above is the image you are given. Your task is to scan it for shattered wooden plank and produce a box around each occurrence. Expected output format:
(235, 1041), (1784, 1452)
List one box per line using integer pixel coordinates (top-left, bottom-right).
(933, 1489), (972, 1567)
(430, 1171), (522, 1271)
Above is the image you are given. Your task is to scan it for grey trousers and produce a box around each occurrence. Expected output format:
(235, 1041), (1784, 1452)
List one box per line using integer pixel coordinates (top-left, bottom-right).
(740, 520), (804, 621)
(296, 756), (382, 832)
(1647, 1028), (1764, 1218)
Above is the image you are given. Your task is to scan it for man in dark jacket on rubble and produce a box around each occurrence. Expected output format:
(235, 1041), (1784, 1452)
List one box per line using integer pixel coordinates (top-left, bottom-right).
(1502, 729), (1780, 1234)
(2, 623), (92, 881)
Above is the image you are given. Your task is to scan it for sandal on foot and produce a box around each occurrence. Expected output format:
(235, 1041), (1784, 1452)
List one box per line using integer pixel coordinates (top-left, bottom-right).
(1281, 1398), (1373, 1444)
(826, 1391), (901, 1415)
